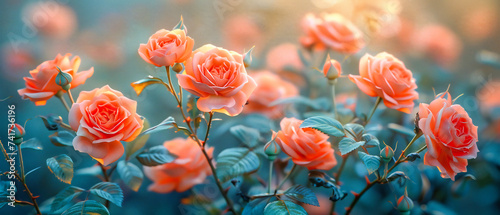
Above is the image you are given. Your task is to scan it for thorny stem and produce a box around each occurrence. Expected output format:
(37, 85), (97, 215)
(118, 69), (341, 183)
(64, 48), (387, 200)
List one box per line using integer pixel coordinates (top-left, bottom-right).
(365, 97), (382, 125)
(98, 163), (111, 208)
(203, 112), (214, 148)
(164, 66), (237, 215)
(346, 133), (422, 214)
(276, 164), (297, 191)
(330, 154), (350, 214)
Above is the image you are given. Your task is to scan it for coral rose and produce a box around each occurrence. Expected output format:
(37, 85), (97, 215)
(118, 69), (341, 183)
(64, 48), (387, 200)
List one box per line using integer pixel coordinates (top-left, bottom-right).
(274, 118), (337, 170)
(18, 53), (94, 106)
(177, 44), (257, 116)
(138, 28), (194, 67)
(23, 2), (77, 39)
(69, 85), (144, 166)
(413, 25), (462, 67)
(418, 92), (479, 180)
(349, 52), (419, 113)
(243, 71), (299, 119)
(301, 13), (365, 54)
(144, 138), (213, 193)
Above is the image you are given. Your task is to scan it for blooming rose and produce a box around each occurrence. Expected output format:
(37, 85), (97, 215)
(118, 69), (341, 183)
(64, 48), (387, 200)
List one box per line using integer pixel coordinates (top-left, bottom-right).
(18, 53), (94, 106)
(349, 52), (419, 113)
(138, 28), (194, 67)
(69, 85), (143, 166)
(418, 92), (479, 180)
(301, 13), (365, 54)
(144, 138), (213, 193)
(274, 118), (337, 170)
(177, 44), (257, 116)
(243, 71), (298, 119)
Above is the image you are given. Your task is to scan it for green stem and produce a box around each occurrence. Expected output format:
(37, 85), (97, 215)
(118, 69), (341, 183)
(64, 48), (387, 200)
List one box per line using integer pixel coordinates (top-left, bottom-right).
(67, 89), (75, 105)
(98, 163), (110, 208)
(365, 97), (382, 125)
(276, 164), (297, 191)
(56, 92), (71, 112)
(203, 112), (214, 148)
(330, 154), (349, 214)
(18, 147), (25, 182)
(268, 161), (273, 194)
(415, 145), (427, 154)
(330, 81), (338, 118)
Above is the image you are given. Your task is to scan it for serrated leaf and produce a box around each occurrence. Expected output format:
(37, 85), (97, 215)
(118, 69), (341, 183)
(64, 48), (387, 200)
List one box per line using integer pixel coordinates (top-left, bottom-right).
(264, 200), (307, 215)
(230, 125), (261, 148)
(284, 185), (319, 206)
(216, 147), (260, 182)
(242, 196), (276, 215)
(117, 161), (143, 192)
(300, 116), (344, 137)
(130, 77), (164, 96)
(338, 138), (365, 155)
(362, 134), (379, 147)
(62, 200), (109, 215)
(142, 116), (176, 135)
(47, 154), (73, 184)
(344, 123), (364, 140)
(51, 186), (85, 213)
(125, 119), (150, 160)
(270, 96), (330, 111)
(358, 151), (381, 175)
(136, 145), (176, 166)
(49, 131), (75, 147)
(21, 138), (42, 150)
(90, 182), (124, 207)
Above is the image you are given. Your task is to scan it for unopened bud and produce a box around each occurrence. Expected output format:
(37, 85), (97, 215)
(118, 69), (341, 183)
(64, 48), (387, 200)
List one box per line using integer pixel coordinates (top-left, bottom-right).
(380, 145), (394, 163)
(10, 123), (25, 145)
(55, 67), (73, 91)
(323, 55), (342, 83)
(264, 139), (281, 160)
(397, 189), (414, 215)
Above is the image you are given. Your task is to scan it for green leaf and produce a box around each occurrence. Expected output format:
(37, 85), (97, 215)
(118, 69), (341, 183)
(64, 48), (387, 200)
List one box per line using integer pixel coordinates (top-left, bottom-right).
(21, 138), (42, 150)
(39, 114), (62, 131)
(130, 77), (164, 96)
(49, 131), (75, 147)
(47, 154), (74, 184)
(270, 96), (330, 111)
(125, 119), (150, 160)
(344, 123), (364, 140)
(117, 161), (143, 192)
(264, 200), (307, 215)
(136, 145), (177, 166)
(90, 182), (124, 207)
(230, 125), (261, 148)
(358, 151), (381, 175)
(300, 116), (344, 137)
(284, 185), (319, 206)
(243, 197), (276, 215)
(338, 137), (365, 155)
(216, 147), (260, 182)
(142, 116), (176, 135)
(50, 186), (85, 213)
(362, 134), (379, 147)
(62, 200), (109, 215)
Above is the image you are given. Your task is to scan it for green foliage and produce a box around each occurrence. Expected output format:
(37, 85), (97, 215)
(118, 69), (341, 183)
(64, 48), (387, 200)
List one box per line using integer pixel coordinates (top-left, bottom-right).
(49, 131), (75, 147)
(230, 125), (261, 148)
(270, 96), (330, 111)
(90, 182), (124, 207)
(20, 138), (42, 150)
(344, 123), (364, 140)
(216, 147), (260, 182)
(284, 185), (319, 206)
(47, 154), (74, 184)
(242, 196), (277, 215)
(136, 145), (176, 166)
(358, 151), (381, 175)
(130, 76), (164, 96)
(51, 186), (85, 213)
(362, 134), (380, 147)
(339, 138), (365, 155)
(125, 119), (150, 160)
(142, 116), (176, 135)
(117, 161), (143, 192)
(62, 200), (109, 215)
(264, 200), (307, 215)
(300, 116), (344, 137)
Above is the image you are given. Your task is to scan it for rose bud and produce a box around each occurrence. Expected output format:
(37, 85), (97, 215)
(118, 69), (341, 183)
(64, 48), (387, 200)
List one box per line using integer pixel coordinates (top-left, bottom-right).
(10, 123), (25, 145)
(55, 67), (73, 91)
(323, 55), (342, 83)
(264, 138), (281, 160)
(397, 189), (414, 215)
(380, 145), (394, 163)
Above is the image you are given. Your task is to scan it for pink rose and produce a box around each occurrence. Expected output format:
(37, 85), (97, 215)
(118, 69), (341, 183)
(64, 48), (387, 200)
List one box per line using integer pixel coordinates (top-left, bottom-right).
(177, 44), (257, 116)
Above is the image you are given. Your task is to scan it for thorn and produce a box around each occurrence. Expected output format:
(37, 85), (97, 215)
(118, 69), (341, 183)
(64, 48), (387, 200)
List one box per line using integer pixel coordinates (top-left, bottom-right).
(224, 187), (230, 195)
(345, 207), (351, 211)
(351, 191), (359, 198)
(365, 176), (370, 184)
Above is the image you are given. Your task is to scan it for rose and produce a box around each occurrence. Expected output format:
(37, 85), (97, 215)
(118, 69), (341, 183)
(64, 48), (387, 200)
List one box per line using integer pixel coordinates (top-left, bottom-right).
(322, 56), (341, 81)
(301, 13), (365, 54)
(243, 71), (298, 119)
(18, 53), (94, 106)
(144, 138), (213, 193)
(177, 44), (257, 116)
(138, 28), (194, 67)
(418, 92), (479, 180)
(349, 52), (419, 113)
(69, 85), (144, 166)
(274, 117), (337, 170)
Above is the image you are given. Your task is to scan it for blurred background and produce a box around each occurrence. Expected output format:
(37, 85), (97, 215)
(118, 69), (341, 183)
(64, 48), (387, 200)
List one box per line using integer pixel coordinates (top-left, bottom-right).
(1, 0), (500, 214)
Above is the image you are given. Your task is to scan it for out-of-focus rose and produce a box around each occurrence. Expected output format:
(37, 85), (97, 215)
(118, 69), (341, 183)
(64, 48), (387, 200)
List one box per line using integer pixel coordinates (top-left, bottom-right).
(266, 43), (304, 71)
(274, 118), (337, 170)
(23, 2), (77, 39)
(478, 81), (500, 113)
(223, 14), (263, 53)
(69, 85), (144, 166)
(337, 93), (357, 112)
(18, 53), (94, 106)
(138, 29), (194, 67)
(243, 71), (298, 119)
(461, 7), (498, 42)
(349, 52), (418, 114)
(177, 44), (257, 116)
(1, 45), (35, 81)
(418, 92), (479, 180)
(144, 138), (213, 193)
(413, 25), (462, 67)
(322, 56), (341, 81)
(301, 13), (365, 54)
